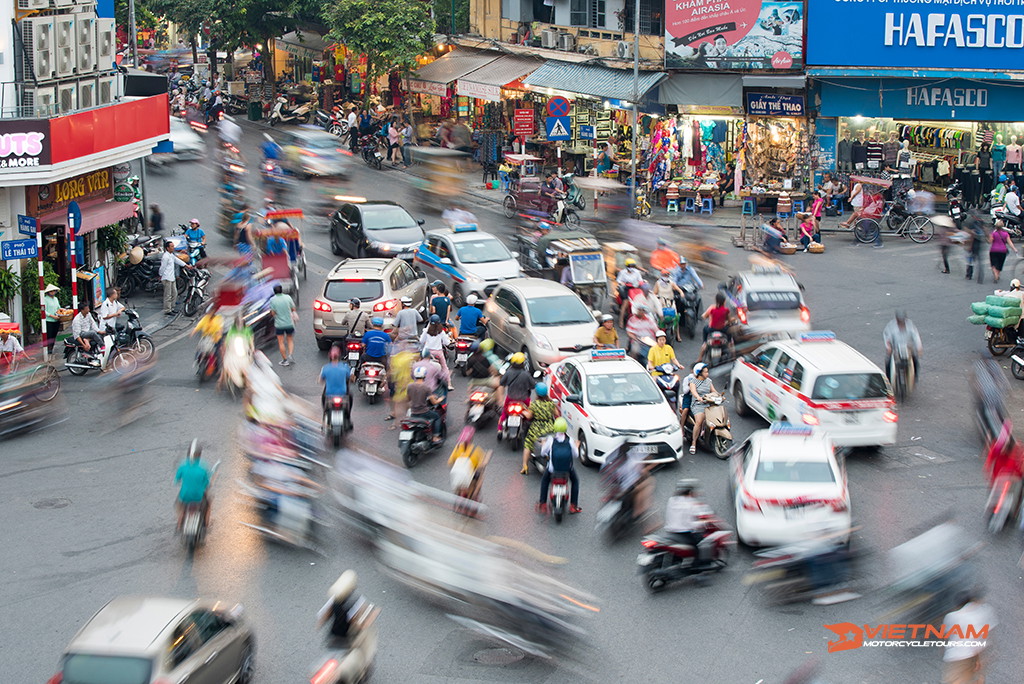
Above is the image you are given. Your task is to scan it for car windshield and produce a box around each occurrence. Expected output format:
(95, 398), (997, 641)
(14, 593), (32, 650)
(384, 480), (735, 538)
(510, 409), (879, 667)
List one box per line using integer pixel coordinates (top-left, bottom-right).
(453, 237), (511, 264)
(362, 206), (416, 230)
(569, 254), (605, 283)
(323, 279), (383, 302)
(755, 459), (836, 483)
(526, 295), (593, 326)
(62, 654), (153, 684)
(586, 373), (663, 406)
(747, 290), (801, 311)
(305, 137), (341, 150)
(812, 373), (889, 400)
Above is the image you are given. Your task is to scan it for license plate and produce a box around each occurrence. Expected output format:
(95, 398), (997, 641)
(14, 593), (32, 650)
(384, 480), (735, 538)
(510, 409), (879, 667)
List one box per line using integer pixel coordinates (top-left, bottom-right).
(399, 430), (413, 440)
(507, 416), (521, 427)
(456, 353), (468, 364)
(348, 353), (359, 361)
(366, 385), (377, 395)
(637, 553), (654, 566)
(784, 505), (805, 519)
(843, 412), (859, 425)
(553, 485), (567, 496)
(331, 411), (343, 424)
(374, 152), (383, 160)
(985, 330), (993, 339)
(633, 444), (658, 454)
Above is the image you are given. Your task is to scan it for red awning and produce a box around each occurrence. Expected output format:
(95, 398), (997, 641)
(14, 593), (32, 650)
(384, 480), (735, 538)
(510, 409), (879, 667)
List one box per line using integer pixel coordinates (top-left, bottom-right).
(39, 199), (138, 236)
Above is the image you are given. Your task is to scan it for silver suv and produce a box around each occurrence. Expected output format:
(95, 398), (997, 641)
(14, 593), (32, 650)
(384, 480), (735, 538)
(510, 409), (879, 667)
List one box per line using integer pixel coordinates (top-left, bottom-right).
(725, 266), (810, 337)
(313, 257), (428, 350)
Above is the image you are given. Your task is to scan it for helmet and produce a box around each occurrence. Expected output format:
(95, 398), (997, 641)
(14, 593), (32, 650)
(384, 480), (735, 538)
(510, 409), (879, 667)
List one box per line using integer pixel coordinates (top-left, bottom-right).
(329, 345), (342, 361)
(625, 258), (637, 267)
(1000, 174), (1009, 182)
(601, 314), (614, 322)
(679, 255), (688, 264)
(535, 383), (549, 397)
(431, 280), (443, 289)
(674, 478), (701, 496)
(510, 352), (526, 366)
(479, 338), (494, 352)
(349, 298), (361, 308)
(429, 313), (441, 324)
(413, 366), (427, 379)
(188, 438), (202, 461)
(458, 425), (475, 444)
(552, 417), (568, 433)
(692, 362), (708, 375)
(1011, 278), (1022, 290)
(189, 218), (200, 225)
(466, 294), (478, 306)
(371, 317), (384, 327)
(656, 330), (667, 338)
(330, 570), (357, 602)
(400, 296), (413, 306)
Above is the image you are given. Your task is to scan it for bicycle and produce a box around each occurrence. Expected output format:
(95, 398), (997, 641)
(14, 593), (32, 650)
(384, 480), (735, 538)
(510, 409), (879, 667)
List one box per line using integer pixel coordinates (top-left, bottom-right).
(4, 352), (61, 402)
(854, 202), (934, 244)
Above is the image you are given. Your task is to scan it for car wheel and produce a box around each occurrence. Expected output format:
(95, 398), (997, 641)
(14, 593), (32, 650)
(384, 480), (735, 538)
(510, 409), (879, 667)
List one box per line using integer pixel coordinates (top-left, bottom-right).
(329, 228), (342, 256)
(238, 644), (255, 684)
(357, 243), (368, 258)
(578, 431), (595, 467)
(733, 381), (751, 417)
(451, 286), (465, 309)
(316, 338), (332, 351)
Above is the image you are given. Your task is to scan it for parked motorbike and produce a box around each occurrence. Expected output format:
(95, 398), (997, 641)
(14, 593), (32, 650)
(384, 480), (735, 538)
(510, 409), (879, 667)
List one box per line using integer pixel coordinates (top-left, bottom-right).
(113, 308), (156, 362)
(359, 134), (384, 169)
(1010, 343), (1024, 380)
(651, 364), (679, 404)
(181, 265), (211, 317)
(357, 362), (386, 404)
(315, 108), (349, 137)
(324, 394), (351, 448)
(399, 400), (448, 467)
(637, 515), (733, 593)
(946, 180), (963, 226)
(993, 210), (1024, 238)
(268, 96), (314, 126)
(683, 392), (733, 458)
(500, 400), (528, 450)
(116, 256), (163, 298)
(63, 333), (135, 376)
(466, 386), (497, 427)
(453, 337), (474, 375)
(224, 93), (248, 115)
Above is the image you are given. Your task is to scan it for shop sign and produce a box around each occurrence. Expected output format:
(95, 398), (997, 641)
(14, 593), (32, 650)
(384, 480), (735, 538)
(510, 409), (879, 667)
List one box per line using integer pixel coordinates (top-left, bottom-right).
(807, 2), (1024, 69)
(815, 77), (1022, 120)
(513, 109), (535, 136)
(666, 0), (804, 70)
(456, 80), (501, 102)
(27, 168), (113, 216)
(408, 79), (448, 96)
(1, 238), (38, 260)
(0, 120), (51, 168)
(746, 92), (805, 117)
(112, 163), (131, 182)
(113, 183), (135, 202)
(677, 104), (744, 116)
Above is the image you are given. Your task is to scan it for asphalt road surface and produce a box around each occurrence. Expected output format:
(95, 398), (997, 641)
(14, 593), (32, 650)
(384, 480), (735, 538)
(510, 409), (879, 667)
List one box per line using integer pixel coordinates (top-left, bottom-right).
(3, 121), (1022, 684)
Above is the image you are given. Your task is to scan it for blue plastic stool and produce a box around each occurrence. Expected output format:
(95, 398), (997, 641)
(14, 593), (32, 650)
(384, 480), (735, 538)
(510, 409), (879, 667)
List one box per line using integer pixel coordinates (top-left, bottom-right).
(683, 197), (696, 213)
(792, 200), (805, 213)
(666, 199), (679, 213)
(700, 198), (714, 215)
(831, 198), (845, 216)
(741, 198), (756, 216)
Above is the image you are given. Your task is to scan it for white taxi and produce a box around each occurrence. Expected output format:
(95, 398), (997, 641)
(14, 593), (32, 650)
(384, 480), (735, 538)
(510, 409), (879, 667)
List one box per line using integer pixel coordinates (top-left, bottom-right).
(729, 331), (897, 448)
(415, 223), (521, 305)
(548, 349), (683, 466)
(730, 424), (851, 547)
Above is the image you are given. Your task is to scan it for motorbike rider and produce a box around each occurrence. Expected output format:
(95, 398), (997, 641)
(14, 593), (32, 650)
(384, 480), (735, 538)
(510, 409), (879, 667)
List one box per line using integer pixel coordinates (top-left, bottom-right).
(537, 418), (582, 514)
(626, 305), (659, 363)
(465, 340), (500, 389)
(616, 258), (645, 327)
(647, 330), (681, 374)
(340, 298), (369, 340)
(882, 311), (922, 384)
(663, 478), (713, 565)
(71, 301), (104, 356)
(317, 570), (369, 647)
(497, 352), (534, 434)
(174, 439), (212, 531)
(413, 347), (450, 397)
(602, 442), (654, 526)
(449, 426), (489, 501)
(97, 286), (125, 334)
(671, 255), (704, 314)
(687, 363), (719, 455)
(320, 345), (354, 428)
(221, 312), (254, 391)
(391, 296), (421, 340)
(678, 365), (698, 433)
(521, 383), (560, 475)
(360, 317), (391, 371)
(408, 366), (444, 444)
(985, 421), (1024, 489)
(696, 292), (733, 363)
(455, 294), (488, 338)
(594, 314), (620, 349)
(184, 218), (207, 260)
(653, 271), (683, 314)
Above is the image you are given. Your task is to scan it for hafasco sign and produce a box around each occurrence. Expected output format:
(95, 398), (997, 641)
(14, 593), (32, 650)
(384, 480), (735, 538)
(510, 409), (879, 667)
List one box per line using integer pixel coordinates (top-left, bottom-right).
(814, 78), (1011, 119)
(807, 2), (1024, 68)
(906, 86), (988, 108)
(0, 121), (50, 168)
(666, 0), (804, 70)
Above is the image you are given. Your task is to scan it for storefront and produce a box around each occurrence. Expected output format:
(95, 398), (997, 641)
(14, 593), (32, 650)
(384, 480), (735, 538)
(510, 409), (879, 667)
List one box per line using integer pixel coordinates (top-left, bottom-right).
(274, 31), (330, 85)
(408, 48), (501, 122)
(742, 90), (810, 189)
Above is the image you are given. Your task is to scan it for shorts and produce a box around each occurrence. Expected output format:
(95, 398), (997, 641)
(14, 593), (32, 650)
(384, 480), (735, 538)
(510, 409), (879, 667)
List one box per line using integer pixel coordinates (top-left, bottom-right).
(681, 394), (692, 410)
(275, 326), (295, 337)
(990, 250), (1008, 271)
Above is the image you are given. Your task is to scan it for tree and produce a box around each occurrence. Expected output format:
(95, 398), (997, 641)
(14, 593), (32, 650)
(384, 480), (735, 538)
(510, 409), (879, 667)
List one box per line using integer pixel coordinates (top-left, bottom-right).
(433, 0), (469, 35)
(323, 0), (435, 106)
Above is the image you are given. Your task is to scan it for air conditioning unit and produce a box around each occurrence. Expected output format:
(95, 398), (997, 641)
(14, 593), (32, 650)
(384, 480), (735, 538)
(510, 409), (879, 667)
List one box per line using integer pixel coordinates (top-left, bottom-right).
(17, 0), (51, 9)
(57, 82), (78, 113)
(77, 16), (96, 73)
(615, 41), (633, 59)
(54, 0), (75, 7)
(21, 17), (56, 82)
(56, 15), (76, 47)
(78, 79), (96, 109)
(23, 85), (57, 117)
(541, 29), (559, 49)
(96, 18), (114, 69)
(558, 33), (575, 51)
(97, 74), (115, 104)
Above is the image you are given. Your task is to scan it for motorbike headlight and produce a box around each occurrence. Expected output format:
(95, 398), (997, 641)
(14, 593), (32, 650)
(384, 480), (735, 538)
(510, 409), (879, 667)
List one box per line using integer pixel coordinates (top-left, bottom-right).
(590, 420), (614, 437)
(533, 333), (554, 351)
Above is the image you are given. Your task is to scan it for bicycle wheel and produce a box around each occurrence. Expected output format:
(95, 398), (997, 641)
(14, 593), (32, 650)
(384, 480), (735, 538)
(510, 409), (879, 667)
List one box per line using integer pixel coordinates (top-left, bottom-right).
(907, 216), (934, 244)
(854, 218), (880, 244)
(31, 365), (61, 402)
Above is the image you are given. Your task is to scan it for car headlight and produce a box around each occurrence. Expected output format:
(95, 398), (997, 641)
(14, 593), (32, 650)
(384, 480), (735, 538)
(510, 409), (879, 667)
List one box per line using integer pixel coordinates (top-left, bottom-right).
(464, 273), (485, 285)
(590, 420), (615, 437)
(533, 333), (553, 351)
(664, 422), (681, 434)
(370, 241), (394, 252)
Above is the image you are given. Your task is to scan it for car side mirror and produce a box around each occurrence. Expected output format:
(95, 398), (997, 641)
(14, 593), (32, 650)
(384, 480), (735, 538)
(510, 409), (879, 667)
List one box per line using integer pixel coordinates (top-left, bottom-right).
(565, 393), (582, 405)
(440, 257), (452, 265)
(417, 218), (426, 226)
(508, 315), (522, 327)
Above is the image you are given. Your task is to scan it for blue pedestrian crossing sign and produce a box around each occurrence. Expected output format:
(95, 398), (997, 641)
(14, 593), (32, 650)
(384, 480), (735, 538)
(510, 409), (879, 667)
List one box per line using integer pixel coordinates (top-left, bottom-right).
(545, 116), (571, 141)
(579, 125), (596, 140)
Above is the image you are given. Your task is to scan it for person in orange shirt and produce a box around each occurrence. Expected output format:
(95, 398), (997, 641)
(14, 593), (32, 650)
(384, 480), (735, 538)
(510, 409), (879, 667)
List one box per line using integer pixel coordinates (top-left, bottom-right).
(650, 238), (679, 273)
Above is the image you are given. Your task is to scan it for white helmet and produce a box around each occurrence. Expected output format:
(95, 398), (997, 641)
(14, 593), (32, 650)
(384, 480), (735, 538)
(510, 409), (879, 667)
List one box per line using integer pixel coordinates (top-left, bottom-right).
(330, 570), (357, 602)
(466, 294), (478, 306)
(1011, 278), (1022, 290)
(693, 362), (708, 375)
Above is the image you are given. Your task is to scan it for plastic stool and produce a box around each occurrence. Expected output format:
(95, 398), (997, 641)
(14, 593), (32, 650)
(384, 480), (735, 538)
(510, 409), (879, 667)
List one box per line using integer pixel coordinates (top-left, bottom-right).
(741, 198), (756, 216)
(831, 198), (845, 216)
(792, 200), (805, 213)
(683, 197), (696, 213)
(700, 198), (714, 215)
(667, 199), (679, 213)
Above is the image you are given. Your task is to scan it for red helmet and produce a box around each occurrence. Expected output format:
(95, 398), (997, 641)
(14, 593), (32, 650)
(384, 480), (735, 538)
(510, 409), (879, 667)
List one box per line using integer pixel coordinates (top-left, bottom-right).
(458, 425), (475, 444)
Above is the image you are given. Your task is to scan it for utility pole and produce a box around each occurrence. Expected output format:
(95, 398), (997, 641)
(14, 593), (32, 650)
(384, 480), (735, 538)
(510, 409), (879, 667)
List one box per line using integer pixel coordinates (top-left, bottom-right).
(629, 0), (640, 214)
(128, 0), (138, 67)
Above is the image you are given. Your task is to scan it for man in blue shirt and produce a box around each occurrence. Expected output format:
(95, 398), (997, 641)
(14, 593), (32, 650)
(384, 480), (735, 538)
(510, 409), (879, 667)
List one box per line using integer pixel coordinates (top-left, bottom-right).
(320, 345), (354, 427)
(455, 294), (488, 337)
(175, 440), (212, 531)
(671, 255), (704, 315)
(360, 317), (391, 369)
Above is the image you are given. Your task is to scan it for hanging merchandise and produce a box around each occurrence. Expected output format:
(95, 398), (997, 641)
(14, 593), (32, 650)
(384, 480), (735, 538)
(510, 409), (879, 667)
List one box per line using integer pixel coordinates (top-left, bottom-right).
(744, 117), (809, 187)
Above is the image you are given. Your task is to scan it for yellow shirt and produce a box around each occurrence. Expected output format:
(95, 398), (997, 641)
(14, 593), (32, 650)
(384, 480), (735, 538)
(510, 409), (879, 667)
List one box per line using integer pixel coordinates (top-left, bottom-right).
(647, 344), (676, 369)
(448, 443), (485, 470)
(594, 326), (618, 347)
(193, 314), (224, 342)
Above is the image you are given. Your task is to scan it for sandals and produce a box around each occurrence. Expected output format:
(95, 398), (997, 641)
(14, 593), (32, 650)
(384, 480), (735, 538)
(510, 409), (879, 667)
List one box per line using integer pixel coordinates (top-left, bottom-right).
(689, 445), (696, 454)
(520, 466), (529, 475)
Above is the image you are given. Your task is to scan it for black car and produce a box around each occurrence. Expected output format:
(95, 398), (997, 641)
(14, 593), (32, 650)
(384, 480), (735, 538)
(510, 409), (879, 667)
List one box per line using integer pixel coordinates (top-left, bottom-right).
(329, 201), (425, 260)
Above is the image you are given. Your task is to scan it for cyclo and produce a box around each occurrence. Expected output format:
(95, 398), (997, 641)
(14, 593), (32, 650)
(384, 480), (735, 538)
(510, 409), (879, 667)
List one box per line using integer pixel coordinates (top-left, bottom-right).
(515, 223), (606, 308)
(256, 209), (307, 294)
(503, 177), (581, 227)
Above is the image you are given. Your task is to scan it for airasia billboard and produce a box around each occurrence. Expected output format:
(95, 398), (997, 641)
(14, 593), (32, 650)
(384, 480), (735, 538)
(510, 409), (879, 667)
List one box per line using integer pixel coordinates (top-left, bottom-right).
(665, 0), (804, 70)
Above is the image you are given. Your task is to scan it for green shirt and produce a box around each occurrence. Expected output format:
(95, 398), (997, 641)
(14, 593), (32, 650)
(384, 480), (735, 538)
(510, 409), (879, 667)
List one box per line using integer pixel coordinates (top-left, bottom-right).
(44, 295), (61, 322)
(175, 460), (210, 503)
(269, 293), (296, 328)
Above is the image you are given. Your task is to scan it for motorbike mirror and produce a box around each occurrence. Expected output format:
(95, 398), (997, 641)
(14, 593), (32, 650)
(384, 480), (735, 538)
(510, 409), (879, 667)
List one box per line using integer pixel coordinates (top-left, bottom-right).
(508, 315), (522, 327)
(565, 393), (582, 405)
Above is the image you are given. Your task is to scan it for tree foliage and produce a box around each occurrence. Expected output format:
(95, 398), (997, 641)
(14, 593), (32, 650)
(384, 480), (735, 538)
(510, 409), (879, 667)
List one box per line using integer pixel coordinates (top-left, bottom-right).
(433, 0), (469, 36)
(323, 0), (435, 105)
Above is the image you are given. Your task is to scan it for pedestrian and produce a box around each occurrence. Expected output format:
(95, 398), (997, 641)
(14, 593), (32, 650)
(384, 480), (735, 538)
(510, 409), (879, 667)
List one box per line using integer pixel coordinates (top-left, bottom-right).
(388, 115), (403, 167)
(149, 204), (164, 234)
(935, 215), (954, 274)
(269, 283), (297, 366)
(346, 107), (358, 151)
(810, 190), (826, 236)
(989, 218), (1018, 283)
(401, 117), (415, 167)
(160, 240), (181, 315)
(798, 213), (816, 252)
(385, 340), (417, 427)
(966, 214), (987, 283)
(43, 284), (62, 353)
(941, 589), (996, 684)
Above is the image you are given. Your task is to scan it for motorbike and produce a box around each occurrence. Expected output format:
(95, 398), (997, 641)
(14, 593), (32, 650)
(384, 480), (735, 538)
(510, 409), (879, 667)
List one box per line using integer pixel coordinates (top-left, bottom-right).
(359, 134), (384, 169)
(63, 333), (135, 376)
(545, 471), (572, 524)
(946, 181), (964, 226)
(180, 458), (220, 554)
(500, 400), (528, 451)
(116, 256), (163, 298)
(993, 209), (1024, 238)
(466, 386), (497, 427)
(745, 540), (862, 605)
(1010, 343), (1024, 380)
(261, 160), (292, 193)
(345, 337), (364, 365)
(889, 345), (916, 403)
(399, 399), (448, 468)
(683, 392), (733, 458)
(357, 362), (386, 404)
(658, 305), (681, 343)
(453, 337), (474, 375)
(651, 364), (679, 404)
(559, 173), (586, 210)
(113, 308), (156, 362)
(985, 323), (1018, 356)
(315, 108), (350, 137)
(677, 284), (700, 339)
(705, 330), (732, 368)
(222, 332), (253, 393)
(224, 93), (248, 115)
(204, 101), (224, 126)
(636, 515), (733, 593)
(324, 394), (351, 448)
(309, 605), (379, 684)
(972, 359), (1009, 445)
(195, 335), (220, 383)
(181, 265), (211, 317)
(268, 96), (314, 126)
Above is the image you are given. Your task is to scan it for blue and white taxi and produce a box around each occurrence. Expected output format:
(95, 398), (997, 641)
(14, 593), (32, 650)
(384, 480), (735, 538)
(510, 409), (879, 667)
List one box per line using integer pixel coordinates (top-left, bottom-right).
(414, 223), (521, 305)
(730, 424), (851, 547)
(729, 331), (897, 448)
(548, 349), (683, 466)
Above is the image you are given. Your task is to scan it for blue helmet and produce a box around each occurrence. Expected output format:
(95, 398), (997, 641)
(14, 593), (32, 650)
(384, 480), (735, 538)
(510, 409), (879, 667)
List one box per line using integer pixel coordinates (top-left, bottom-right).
(1000, 174), (1008, 182)
(535, 383), (549, 397)
(429, 314), (441, 324)
(371, 317), (384, 327)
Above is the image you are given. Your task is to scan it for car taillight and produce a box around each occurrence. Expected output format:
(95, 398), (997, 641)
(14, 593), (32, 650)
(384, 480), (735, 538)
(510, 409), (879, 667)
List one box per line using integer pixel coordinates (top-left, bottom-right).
(800, 306), (810, 323)
(802, 412), (819, 426)
(508, 403), (524, 415)
(313, 300), (333, 313)
(641, 539), (659, 549)
(883, 410), (899, 423)
(373, 299), (398, 312)
(829, 499), (849, 513)
(736, 307), (748, 324)
(470, 391), (488, 402)
(46, 674), (62, 684)
(311, 659), (340, 684)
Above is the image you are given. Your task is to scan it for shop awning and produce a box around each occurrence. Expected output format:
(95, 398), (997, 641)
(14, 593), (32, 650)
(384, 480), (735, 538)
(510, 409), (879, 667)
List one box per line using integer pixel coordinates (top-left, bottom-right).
(457, 55), (543, 102)
(657, 73), (742, 108)
(523, 61), (666, 101)
(40, 199), (138, 237)
(274, 31), (329, 60)
(409, 49), (501, 96)
(742, 75), (806, 89)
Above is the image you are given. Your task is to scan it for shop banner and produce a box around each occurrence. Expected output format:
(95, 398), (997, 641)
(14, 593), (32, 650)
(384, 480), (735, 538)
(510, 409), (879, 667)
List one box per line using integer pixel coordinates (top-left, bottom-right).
(27, 168), (113, 216)
(746, 92), (805, 117)
(456, 80), (501, 102)
(814, 77), (1024, 121)
(666, 0), (804, 70)
(408, 79), (448, 96)
(0, 120), (50, 168)
(807, 1), (1024, 69)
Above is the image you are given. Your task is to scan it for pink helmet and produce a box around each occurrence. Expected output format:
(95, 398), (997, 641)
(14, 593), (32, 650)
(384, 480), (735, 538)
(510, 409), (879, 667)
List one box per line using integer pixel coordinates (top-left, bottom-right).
(189, 218), (200, 225)
(458, 425), (476, 444)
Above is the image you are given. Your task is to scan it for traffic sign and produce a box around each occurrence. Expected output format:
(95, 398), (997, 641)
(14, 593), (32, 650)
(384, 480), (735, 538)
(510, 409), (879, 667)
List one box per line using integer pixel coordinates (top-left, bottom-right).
(545, 116), (571, 141)
(17, 214), (38, 237)
(513, 109), (535, 136)
(546, 96), (570, 117)
(579, 125), (596, 140)
(1, 238), (38, 260)
(67, 200), (82, 236)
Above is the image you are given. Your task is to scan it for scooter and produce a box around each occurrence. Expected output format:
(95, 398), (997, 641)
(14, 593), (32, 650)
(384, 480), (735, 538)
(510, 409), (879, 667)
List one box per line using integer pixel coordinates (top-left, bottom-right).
(637, 515), (733, 593)
(359, 134), (384, 169)
(181, 266), (211, 317)
(399, 400), (448, 468)
(63, 333), (134, 376)
(888, 346), (916, 403)
(745, 540), (862, 605)
(309, 605), (379, 684)
(315, 108), (350, 137)
(179, 455), (220, 554)
(985, 472), (1023, 533)
(345, 336), (363, 365)
(560, 173), (586, 210)
(268, 96), (314, 126)
(946, 180), (963, 227)
(678, 284), (700, 339)
(466, 386), (497, 427)
(195, 335), (220, 383)
(357, 362), (386, 404)
(453, 337), (474, 375)
(113, 308), (156, 362)
(545, 472), (571, 524)
(683, 392), (733, 458)
(500, 400), (528, 451)
(324, 394), (352, 448)
(651, 364), (679, 404)
(705, 330), (732, 368)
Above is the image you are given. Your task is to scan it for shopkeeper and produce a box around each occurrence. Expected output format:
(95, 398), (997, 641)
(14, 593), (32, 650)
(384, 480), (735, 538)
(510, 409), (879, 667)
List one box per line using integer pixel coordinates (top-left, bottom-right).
(43, 284), (62, 354)
(596, 137), (618, 174)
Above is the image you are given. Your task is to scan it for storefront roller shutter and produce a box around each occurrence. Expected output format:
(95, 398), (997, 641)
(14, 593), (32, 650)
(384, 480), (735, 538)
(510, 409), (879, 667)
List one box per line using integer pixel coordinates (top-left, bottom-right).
(657, 73), (743, 108)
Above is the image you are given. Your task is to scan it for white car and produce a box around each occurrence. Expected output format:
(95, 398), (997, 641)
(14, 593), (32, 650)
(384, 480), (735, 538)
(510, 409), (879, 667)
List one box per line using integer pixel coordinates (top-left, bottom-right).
(548, 349), (683, 466)
(168, 117), (205, 160)
(416, 223), (521, 305)
(730, 424), (851, 547)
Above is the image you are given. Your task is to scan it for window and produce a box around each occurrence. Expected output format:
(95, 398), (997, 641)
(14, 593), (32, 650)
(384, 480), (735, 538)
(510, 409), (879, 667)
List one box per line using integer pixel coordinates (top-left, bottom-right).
(426, 237), (442, 256)
(435, 240), (452, 261)
(586, 372), (662, 406)
(361, 206), (417, 230)
(526, 295), (592, 326)
(755, 459), (837, 484)
(570, 0), (588, 27)
(324, 279), (383, 302)
(494, 288), (523, 318)
(565, 364), (582, 394)
(168, 619), (200, 668)
(191, 610), (227, 643)
(390, 269), (404, 291)
(61, 655), (153, 684)
(453, 237), (511, 264)
(620, 0), (663, 35)
(398, 261), (418, 285)
(556, 363), (574, 388)
(754, 348), (778, 371)
(812, 373), (889, 401)
(590, 0), (606, 29)
(747, 291), (801, 311)
(340, 205), (360, 227)
(774, 353), (804, 391)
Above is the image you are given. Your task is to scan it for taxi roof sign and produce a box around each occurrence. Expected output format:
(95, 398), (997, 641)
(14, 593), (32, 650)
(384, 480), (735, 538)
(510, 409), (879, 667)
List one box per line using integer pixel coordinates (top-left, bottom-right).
(799, 331), (836, 343)
(769, 422), (814, 436)
(591, 348), (626, 361)
(452, 223), (478, 233)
